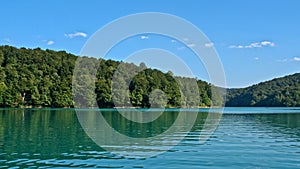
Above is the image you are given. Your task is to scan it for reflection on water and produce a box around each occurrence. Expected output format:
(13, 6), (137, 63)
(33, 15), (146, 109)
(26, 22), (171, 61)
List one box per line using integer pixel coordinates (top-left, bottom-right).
(101, 110), (180, 138)
(0, 109), (103, 157)
(75, 109), (207, 157)
(0, 108), (300, 168)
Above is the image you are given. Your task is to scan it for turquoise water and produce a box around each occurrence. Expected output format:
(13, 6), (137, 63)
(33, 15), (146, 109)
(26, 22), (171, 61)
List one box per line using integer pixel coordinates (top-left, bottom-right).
(0, 108), (299, 168)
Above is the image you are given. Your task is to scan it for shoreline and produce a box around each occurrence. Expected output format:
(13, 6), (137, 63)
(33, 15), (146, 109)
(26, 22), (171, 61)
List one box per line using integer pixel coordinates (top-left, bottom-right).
(0, 106), (299, 109)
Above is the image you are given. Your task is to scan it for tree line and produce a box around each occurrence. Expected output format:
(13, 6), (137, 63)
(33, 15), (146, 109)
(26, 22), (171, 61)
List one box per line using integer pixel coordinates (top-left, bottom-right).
(226, 73), (300, 107)
(0, 46), (222, 108)
(1, 45), (298, 108)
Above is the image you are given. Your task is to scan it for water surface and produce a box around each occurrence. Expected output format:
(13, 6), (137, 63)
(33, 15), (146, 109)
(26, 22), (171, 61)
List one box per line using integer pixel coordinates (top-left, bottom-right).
(0, 108), (299, 168)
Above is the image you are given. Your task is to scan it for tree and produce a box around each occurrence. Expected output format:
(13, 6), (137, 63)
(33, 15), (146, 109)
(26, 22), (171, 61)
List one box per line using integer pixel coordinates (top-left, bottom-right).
(149, 89), (167, 108)
(0, 82), (7, 105)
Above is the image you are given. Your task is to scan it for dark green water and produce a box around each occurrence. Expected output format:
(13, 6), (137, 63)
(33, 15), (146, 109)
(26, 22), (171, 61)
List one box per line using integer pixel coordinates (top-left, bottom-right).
(0, 108), (300, 168)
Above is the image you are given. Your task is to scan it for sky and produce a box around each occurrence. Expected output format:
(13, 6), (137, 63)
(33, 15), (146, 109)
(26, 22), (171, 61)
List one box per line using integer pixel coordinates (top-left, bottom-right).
(0, 0), (300, 88)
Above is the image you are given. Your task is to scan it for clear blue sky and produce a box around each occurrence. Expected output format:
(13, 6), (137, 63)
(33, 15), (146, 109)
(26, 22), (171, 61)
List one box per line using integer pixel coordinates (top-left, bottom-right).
(1, 0), (299, 88)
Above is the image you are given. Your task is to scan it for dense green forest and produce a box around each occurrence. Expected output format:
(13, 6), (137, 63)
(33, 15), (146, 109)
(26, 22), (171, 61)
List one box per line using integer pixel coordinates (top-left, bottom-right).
(0, 45), (220, 108)
(0, 45), (299, 108)
(226, 73), (300, 107)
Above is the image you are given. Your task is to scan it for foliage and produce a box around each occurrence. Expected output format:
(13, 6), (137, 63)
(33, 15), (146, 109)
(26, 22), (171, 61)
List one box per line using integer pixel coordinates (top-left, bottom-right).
(226, 73), (300, 107)
(0, 46), (219, 108)
(1, 45), (298, 108)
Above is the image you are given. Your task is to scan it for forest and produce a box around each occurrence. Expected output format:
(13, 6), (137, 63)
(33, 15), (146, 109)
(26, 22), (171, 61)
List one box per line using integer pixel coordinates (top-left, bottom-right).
(0, 46), (221, 108)
(226, 73), (300, 107)
(0, 45), (299, 108)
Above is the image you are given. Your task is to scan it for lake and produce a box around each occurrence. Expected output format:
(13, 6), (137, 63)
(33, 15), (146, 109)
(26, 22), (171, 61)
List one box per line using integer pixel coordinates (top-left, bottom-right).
(0, 108), (300, 168)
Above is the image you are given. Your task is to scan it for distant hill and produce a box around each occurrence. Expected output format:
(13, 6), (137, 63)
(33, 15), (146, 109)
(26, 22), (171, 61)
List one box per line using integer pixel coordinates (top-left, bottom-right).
(226, 73), (300, 107)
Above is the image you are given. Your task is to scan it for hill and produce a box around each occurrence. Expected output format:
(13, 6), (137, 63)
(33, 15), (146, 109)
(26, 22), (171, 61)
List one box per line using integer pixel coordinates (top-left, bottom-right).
(1, 45), (298, 108)
(226, 73), (300, 107)
(0, 45), (220, 108)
